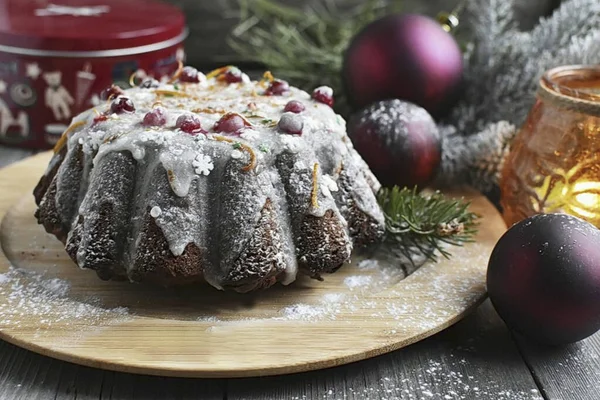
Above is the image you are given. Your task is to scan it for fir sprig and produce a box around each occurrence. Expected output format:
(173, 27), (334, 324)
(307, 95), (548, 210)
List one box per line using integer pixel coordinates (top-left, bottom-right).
(377, 187), (479, 263)
(229, 0), (403, 114)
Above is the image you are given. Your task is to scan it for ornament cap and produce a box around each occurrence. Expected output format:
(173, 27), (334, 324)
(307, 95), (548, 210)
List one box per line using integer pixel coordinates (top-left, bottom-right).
(436, 12), (460, 33)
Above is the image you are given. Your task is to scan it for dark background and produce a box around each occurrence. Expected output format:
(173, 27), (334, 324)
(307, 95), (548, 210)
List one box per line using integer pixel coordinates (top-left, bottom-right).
(163, 0), (560, 70)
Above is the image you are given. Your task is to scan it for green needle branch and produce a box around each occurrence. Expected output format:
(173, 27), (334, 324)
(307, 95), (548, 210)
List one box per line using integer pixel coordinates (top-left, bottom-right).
(377, 186), (479, 263)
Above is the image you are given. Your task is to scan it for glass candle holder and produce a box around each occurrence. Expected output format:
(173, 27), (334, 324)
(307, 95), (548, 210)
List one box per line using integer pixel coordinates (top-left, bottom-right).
(501, 65), (600, 228)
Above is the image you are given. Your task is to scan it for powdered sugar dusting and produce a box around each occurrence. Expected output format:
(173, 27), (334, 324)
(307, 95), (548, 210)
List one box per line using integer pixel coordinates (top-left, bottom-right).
(39, 277), (70, 297)
(344, 275), (373, 290)
(288, 358), (543, 399)
(357, 259), (379, 270)
(281, 303), (327, 321)
(0, 266), (130, 340)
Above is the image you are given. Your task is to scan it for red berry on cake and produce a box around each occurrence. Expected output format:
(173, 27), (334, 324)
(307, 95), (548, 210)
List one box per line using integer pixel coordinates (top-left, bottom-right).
(110, 96), (135, 114)
(143, 107), (168, 127)
(92, 114), (109, 125)
(284, 100), (306, 113)
(312, 86), (334, 107)
(221, 66), (244, 84)
(176, 114), (204, 135)
(180, 66), (204, 83)
(101, 85), (124, 101)
(265, 79), (290, 96)
(214, 112), (250, 135)
(278, 113), (303, 135)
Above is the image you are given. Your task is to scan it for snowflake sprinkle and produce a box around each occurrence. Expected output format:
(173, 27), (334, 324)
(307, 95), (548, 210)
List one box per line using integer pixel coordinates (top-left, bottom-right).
(193, 153), (214, 176)
(320, 175), (339, 197)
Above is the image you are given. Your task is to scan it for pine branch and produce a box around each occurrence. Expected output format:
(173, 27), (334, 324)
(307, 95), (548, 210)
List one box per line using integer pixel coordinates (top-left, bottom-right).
(377, 187), (479, 263)
(438, 120), (516, 193)
(228, 0), (403, 114)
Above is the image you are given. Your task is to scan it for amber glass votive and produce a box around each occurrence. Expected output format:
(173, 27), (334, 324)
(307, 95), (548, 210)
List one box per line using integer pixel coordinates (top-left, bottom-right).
(501, 65), (600, 228)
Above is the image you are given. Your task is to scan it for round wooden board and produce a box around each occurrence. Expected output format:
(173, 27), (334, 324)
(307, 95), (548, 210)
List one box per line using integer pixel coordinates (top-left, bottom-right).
(0, 152), (506, 378)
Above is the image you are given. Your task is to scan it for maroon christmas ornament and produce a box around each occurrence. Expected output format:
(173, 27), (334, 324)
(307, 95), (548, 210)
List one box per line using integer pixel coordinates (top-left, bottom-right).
(342, 14), (463, 117)
(487, 214), (600, 346)
(347, 99), (440, 188)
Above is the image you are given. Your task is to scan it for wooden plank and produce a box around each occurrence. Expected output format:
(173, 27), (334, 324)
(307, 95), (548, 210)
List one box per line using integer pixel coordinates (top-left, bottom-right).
(102, 372), (225, 400)
(516, 332), (600, 400)
(53, 358), (106, 400)
(0, 147), (36, 169)
(227, 300), (544, 400)
(0, 340), (63, 400)
(0, 340), (224, 400)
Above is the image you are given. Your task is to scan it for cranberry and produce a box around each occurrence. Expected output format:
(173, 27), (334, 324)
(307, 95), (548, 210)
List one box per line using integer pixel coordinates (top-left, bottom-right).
(110, 96), (135, 114)
(92, 113), (109, 125)
(180, 66), (204, 83)
(284, 100), (306, 113)
(100, 85), (124, 101)
(176, 114), (204, 135)
(265, 79), (290, 95)
(143, 107), (168, 127)
(312, 86), (334, 107)
(278, 113), (303, 135)
(214, 113), (248, 135)
(140, 78), (160, 88)
(221, 67), (243, 84)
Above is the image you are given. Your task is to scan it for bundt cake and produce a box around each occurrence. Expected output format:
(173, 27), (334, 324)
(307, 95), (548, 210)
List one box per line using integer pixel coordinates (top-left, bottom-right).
(33, 65), (385, 292)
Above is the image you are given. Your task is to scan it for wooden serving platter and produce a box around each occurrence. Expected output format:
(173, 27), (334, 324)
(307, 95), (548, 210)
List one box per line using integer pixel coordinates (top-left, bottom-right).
(0, 152), (506, 378)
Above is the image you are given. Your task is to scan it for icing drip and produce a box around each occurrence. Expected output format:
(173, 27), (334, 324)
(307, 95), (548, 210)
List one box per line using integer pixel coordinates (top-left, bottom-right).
(159, 148), (199, 197)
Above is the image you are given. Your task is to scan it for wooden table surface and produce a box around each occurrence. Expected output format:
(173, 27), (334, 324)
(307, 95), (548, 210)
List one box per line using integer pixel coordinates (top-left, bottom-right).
(2, 146), (600, 400)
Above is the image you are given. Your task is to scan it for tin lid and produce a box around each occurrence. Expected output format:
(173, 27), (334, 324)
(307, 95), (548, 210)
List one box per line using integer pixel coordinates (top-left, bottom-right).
(0, 0), (187, 57)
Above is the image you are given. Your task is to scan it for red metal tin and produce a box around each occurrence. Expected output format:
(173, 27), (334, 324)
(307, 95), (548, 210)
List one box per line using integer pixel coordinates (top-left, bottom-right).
(0, 0), (187, 149)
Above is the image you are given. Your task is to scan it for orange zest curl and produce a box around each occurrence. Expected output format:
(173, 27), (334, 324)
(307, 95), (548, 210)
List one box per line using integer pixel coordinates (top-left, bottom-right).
(168, 60), (184, 83)
(263, 71), (275, 82)
(259, 71), (275, 88)
(167, 169), (176, 185)
(151, 101), (164, 109)
(106, 93), (118, 103)
(206, 65), (234, 80)
(213, 135), (257, 172)
(217, 112), (254, 128)
(154, 89), (187, 97)
(191, 107), (226, 114)
(53, 120), (87, 154)
(129, 72), (138, 87)
(128, 71), (147, 87)
(311, 163), (320, 209)
(334, 162), (344, 177)
(237, 112), (254, 127)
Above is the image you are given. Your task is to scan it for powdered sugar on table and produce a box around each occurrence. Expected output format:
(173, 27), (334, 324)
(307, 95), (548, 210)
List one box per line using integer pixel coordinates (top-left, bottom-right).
(0, 266), (130, 340)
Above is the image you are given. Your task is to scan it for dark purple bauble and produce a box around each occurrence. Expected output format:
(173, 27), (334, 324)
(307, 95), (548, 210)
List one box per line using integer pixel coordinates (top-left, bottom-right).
(487, 214), (600, 346)
(342, 14), (463, 117)
(347, 99), (440, 188)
